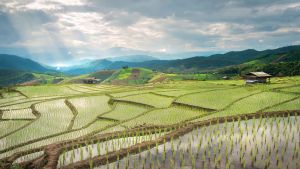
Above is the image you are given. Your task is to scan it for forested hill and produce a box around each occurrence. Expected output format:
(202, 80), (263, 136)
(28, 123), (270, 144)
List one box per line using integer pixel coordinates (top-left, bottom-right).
(62, 45), (300, 74)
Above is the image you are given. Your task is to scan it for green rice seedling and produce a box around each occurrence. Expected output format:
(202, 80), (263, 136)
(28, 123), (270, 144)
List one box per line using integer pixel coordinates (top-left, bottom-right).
(89, 158), (93, 169)
(70, 148), (75, 164)
(142, 157), (145, 169)
(133, 158), (137, 169)
(169, 158), (175, 169)
(125, 152), (129, 169)
(80, 146), (84, 161)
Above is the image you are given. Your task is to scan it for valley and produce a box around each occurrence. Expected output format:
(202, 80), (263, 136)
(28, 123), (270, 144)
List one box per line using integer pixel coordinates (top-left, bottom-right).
(0, 76), (299, 168)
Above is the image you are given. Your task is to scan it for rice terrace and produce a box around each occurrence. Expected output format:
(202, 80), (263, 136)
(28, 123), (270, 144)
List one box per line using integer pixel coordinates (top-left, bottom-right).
(0, 76), (300, 169)
(1, 0), (300, 169)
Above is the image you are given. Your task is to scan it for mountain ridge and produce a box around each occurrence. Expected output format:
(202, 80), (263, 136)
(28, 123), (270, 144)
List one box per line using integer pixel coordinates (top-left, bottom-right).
(0, 54), (51, 73)
(61, 45), (300, 74)
(0, 44), (299, 86)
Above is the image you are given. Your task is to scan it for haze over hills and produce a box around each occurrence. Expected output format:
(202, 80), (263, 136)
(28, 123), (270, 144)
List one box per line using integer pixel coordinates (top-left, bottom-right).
(0, 54), (59, 86)
(60, 55), (159, 74)
(107, 55), (158, 62)
(59, 45), (300, 74)
(0, 44), (300, 86)
(0, 54), (51, 73)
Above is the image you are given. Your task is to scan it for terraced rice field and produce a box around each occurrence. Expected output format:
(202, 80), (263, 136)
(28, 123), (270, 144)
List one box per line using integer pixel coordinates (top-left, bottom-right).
(96, 116), (300, 169)
(113, 93), (174, 108)
(1, 108), (36, 120)
(0, 78), (299, 169)
(68, 96), (111, 129)
(101, 102), (148, 121)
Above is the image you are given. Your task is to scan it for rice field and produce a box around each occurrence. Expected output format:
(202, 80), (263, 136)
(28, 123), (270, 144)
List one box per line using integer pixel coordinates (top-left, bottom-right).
(201, 92), (298, 120)
(101, 102), (148, 121)
(96, 116), (300, 169)
(0, 77), (299, 169)
(121, 105), (208, 128)
(0, 120), (30, 138)
(114, 93), (174, 108)
(1, 108), (36, 120)
(58, 131), (168, 168)
(16, 85), (80, 97)
(68, 96), (111, 129)
(175, 87), (260, 110)
(281, 86), (300, 93)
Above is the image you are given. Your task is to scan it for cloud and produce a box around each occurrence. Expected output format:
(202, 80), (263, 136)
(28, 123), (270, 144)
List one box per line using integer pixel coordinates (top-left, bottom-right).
(0, 0), (299, 65)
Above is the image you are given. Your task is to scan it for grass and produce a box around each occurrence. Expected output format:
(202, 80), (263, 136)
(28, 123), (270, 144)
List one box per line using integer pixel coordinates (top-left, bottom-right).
(117, 68), (133, 80)
(116, 68), (153, 81)
(104, 68), (154, 84)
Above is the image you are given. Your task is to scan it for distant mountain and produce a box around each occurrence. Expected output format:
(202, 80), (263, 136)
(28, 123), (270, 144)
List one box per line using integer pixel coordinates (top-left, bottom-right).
(0, 54), (65, 86)
(61, 59), (113, 75)
(0, 45), (299, 86)
(218, 46), (300, 76)
(0, 54), (51, 72)
(108, 55), (158, 62)
(61, 45), (300, 75)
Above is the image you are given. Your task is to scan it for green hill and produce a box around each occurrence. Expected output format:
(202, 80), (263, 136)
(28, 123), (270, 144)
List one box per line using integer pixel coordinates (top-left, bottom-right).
(0, 69), (35, 87)
(0, 69), (65, 87)
(103, 68), (154, 85)
(62, 70), (115, 84)
(62, 45), (300, 74)
(218, 49), (300, 77)
(0, 54), (51, 72)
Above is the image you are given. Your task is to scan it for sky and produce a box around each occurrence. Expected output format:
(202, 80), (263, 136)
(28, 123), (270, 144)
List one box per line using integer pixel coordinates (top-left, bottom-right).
(0, 0), (300, 66)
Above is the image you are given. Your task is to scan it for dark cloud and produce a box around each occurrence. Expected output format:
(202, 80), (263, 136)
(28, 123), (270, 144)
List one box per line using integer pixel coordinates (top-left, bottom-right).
(0, 0), (299, 65)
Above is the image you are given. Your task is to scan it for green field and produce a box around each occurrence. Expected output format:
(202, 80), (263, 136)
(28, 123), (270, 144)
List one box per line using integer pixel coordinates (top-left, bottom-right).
(0, 77), (299, 168)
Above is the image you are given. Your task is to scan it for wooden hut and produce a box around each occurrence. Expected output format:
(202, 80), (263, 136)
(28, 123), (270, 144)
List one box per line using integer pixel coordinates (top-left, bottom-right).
(222, 76), (229, 80)
(82, 77), (100, 84)
(245, 72), (271, 84)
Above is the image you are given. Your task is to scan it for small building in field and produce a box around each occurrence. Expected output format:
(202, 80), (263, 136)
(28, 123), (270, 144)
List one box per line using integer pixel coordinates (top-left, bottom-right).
(244, 72), (271, 84)
(82, 77), (101, 84)
(222, 76), (229, 80)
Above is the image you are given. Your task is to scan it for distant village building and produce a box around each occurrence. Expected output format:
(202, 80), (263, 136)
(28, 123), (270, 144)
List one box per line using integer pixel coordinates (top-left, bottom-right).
(222, 76), (229, 80)
(82, 77), (100, 84)
(245, 72), (272, 84)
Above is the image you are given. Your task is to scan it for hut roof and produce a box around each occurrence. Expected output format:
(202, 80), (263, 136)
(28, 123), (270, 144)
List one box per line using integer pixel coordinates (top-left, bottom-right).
(83, 77), (97, 80)
(246, 72), (272, 77)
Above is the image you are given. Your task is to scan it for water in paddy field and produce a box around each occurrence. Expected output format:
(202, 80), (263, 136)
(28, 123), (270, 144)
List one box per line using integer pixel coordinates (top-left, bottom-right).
(57, 132), (167, 168)
(95, 116), (300, 169)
